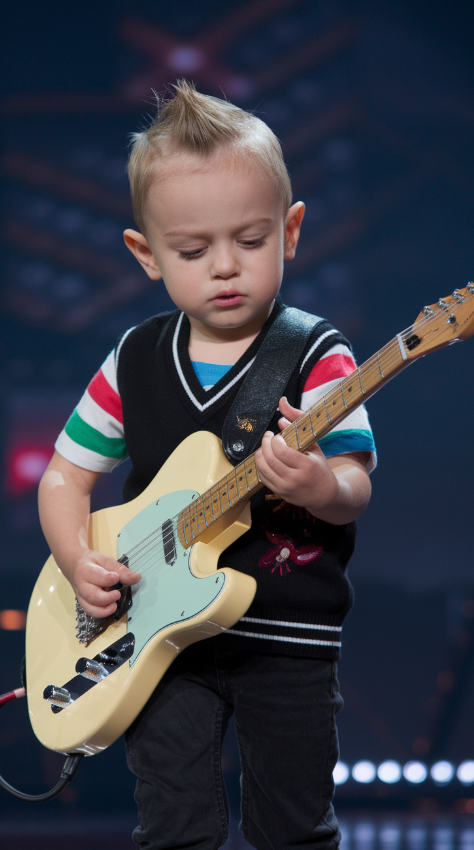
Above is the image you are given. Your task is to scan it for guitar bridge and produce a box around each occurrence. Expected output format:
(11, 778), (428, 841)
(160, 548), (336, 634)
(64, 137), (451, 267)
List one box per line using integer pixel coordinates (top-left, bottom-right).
(75, 555), (132, 645)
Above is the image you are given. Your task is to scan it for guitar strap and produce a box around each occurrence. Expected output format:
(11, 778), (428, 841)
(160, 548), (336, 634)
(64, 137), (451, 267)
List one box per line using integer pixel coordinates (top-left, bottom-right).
(222, 306), (324, 464)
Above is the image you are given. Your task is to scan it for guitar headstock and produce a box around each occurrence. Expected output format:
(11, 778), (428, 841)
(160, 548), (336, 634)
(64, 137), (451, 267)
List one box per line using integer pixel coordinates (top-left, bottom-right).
(402, 283), (474, 360)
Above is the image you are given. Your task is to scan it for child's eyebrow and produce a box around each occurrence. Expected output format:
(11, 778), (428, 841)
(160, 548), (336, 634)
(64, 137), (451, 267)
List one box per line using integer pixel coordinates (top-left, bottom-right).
(164, 217), (275, 239)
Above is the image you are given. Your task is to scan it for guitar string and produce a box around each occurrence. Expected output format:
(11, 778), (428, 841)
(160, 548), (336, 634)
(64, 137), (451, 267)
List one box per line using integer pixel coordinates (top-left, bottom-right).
(115, 306), (452, 573)
(115, 298), (470, 576)
(112, 296), (472, 578)
(114, 359), (408, 580)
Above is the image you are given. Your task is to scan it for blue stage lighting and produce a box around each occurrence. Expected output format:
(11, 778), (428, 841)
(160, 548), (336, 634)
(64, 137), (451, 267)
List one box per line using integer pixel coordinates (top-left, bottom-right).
(377, 761), (402, 784)
(403, 761), (427, 784)
(457, 761), (474, 785)
(352, 761), (376, 783)
(431, 761), (455, 784)
(333, 761), (350, 785)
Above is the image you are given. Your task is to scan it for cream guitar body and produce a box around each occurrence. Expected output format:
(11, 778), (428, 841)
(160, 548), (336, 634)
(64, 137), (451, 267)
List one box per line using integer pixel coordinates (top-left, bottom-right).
(26, 431), (256, 756)
(26, 286), (474, 757)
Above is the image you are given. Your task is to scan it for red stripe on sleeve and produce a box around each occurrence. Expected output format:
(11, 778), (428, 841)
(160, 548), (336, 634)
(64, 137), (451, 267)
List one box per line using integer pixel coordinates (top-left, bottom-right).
(88, 369), (123, 424)
(303, 353), (356, 393)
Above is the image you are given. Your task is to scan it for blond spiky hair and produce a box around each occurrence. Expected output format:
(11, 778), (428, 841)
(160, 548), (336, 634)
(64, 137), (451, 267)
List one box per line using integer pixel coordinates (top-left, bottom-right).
(127, 80), (292, 233)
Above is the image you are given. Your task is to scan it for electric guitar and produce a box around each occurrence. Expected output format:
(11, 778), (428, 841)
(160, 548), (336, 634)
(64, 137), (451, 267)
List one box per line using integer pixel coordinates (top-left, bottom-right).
(26, 286), (474, 756)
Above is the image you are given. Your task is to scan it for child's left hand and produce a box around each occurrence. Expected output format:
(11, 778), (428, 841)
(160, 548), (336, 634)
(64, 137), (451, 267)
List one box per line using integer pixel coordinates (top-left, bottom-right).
(255, 396), (371, 525)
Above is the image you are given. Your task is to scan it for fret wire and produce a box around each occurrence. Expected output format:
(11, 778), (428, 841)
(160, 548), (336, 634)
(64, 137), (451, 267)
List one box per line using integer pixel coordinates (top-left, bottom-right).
(203, 496), (211, 527)
(244, 460), (252, 492)
(294, 422), (302, 450)
(377, 352), (384, 379)
(226, 476), (233, 508)
(235, 466), (244, 499)
(358, 367), (365, 394)
(308, 409), (316, 438)
(182, 516), (189, 546)
(341, 384), (347, 409)
(229, 468), (239, 502)
(192, 502), (201, 535)
(298, 414), (311, 449)
(323, 397), (332, 423)
(209, 489), (217, 521)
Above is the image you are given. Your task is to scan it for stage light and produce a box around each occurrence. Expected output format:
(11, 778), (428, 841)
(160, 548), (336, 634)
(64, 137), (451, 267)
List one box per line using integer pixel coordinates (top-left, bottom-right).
(354, 823), (376, 843)
(406, 826), (428, 850)
(457, 762), (474, 785)
(433, 827), (454, 849)
(333, 761), (350, 785)
(379, 825), (402, 847)
(431, 761), (455, 784)
(352, 761), (376, 783)
(0, 610), (27, 630)
(403, 761), (427, 784)
(378, 761), (402, 784)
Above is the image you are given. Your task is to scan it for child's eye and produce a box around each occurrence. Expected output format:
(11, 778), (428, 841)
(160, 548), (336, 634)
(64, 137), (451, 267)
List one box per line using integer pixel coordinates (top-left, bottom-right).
(178, 248), (205, 260)
(241, 237), (267, 249)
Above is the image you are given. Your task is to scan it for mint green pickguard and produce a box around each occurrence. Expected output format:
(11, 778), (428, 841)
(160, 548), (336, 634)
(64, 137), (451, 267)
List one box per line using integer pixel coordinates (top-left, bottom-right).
(117, 490), (226, 666)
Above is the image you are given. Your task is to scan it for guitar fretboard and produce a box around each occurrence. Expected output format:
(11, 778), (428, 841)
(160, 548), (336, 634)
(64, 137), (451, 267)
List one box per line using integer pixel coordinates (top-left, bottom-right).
(176, 330), (409, 547)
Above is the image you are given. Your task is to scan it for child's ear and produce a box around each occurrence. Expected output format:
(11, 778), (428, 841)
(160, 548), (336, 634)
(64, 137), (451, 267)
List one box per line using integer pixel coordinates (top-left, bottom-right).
(123, 229), (162, 280)
(284, 202), (305, 260)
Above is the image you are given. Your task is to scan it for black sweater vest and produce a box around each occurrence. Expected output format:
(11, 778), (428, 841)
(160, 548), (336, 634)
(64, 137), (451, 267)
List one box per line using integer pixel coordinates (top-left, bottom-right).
(116, 304), (356, 658)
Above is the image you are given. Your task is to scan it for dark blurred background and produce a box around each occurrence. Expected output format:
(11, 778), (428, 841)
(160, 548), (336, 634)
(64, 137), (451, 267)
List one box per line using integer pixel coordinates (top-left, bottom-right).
(2, 0), (474, 846)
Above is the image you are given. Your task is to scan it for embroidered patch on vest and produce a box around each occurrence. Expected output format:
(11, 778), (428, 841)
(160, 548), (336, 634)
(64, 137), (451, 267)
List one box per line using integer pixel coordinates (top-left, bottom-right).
(258, 530), (323, 576)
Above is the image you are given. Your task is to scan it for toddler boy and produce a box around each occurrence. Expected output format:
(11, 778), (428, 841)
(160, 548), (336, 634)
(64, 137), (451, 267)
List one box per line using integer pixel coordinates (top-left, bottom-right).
(39, 81), (375, 850)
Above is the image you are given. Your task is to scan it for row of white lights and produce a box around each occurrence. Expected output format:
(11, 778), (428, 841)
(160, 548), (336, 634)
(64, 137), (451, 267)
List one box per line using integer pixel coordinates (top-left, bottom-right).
(334, 760), (474, 785)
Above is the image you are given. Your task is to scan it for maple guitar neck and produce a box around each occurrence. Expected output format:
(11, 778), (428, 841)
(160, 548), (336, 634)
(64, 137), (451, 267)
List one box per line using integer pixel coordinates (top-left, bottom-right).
(176, 333), (405, 548)
(177, 285), (474, 549)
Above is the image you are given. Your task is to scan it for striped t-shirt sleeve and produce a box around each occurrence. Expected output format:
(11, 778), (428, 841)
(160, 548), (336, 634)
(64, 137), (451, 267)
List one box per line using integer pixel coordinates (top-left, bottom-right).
(300, 341), (377, 473)
(55, 349), (128, 472)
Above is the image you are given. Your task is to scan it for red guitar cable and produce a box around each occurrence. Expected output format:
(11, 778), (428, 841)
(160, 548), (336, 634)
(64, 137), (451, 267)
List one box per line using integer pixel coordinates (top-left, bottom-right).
(0, 687), (26, 708)
(0, 686), (83, 802)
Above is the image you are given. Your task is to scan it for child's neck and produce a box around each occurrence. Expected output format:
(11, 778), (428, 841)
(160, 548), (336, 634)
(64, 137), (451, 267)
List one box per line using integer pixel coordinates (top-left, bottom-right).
(188, 307), (272, 364)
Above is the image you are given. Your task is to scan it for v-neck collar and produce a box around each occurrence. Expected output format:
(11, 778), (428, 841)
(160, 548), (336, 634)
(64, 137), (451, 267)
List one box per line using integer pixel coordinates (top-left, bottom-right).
(166, 300), (284, 420)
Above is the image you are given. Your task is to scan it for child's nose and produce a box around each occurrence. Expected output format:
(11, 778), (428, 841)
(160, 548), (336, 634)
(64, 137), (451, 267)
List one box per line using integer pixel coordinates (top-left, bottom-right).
(210, 245), (239, 279)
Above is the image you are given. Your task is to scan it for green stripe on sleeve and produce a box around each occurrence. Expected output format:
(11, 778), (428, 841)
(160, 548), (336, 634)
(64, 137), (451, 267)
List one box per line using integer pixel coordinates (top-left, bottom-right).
(64, 410), (128, 460)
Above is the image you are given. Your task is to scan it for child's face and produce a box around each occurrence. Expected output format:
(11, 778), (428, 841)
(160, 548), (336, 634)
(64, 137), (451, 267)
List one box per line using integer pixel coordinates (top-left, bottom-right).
(124, 154), (304, 338)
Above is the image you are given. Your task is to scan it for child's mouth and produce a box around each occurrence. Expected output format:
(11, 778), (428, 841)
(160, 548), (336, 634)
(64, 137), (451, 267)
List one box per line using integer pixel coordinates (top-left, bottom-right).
(212, 291), (243, 306)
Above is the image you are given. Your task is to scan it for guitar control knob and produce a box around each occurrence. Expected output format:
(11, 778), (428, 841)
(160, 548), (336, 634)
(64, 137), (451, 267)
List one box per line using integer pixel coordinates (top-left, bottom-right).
(43, 685), (73, 708)
(75, 658), (109, 682)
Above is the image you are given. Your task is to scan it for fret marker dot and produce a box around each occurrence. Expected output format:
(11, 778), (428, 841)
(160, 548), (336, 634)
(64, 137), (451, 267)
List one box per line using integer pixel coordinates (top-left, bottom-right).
(213, 499), (217, 503)
(333, 400), (336, 405)
(348, 387), (352, 392)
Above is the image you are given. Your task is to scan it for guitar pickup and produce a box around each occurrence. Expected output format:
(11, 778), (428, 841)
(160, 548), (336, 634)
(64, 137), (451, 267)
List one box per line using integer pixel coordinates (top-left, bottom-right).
(162, 518), (177, 565)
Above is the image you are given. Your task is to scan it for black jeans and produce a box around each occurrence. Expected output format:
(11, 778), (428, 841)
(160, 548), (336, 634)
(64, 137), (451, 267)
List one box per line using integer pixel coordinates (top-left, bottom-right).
(125, 638), (343, 850)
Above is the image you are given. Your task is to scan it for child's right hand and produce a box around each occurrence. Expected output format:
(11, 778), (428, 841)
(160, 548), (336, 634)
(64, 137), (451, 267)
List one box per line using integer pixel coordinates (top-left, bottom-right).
(71, 549), (141, 619)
